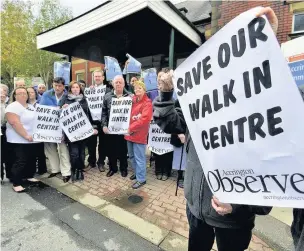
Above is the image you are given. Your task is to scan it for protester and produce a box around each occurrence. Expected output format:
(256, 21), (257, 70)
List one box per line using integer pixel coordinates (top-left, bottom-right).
(86, 70), (108, 172)
(1, 88), (8, 181)
(126, 76), (137, 94)
(5, 87), (39, 192)
(102, 75), (129, 178)
(60, 81), (98, 182)
(0, 84), (10, 104)
(40, 77), (71, 182)
(37, 83), (46, 96)
(154, 152), (173, 181)
(153, 8), (278, 248)
(15, 79), (26, 88)
(292, 209), (304, 251)
(125, 80), (152, 188)
(27, 87), (47, 175)
(78, 80), (86, 91)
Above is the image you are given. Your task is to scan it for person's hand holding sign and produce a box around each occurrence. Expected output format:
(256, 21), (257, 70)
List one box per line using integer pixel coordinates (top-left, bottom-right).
(103, 126), (109, 134)
(256, 7), (278, 35)
(93, 129), (98, 135)
(178, 134), (185, 144)
(211, 196), (233, 216)
(62, 104), (69, 109)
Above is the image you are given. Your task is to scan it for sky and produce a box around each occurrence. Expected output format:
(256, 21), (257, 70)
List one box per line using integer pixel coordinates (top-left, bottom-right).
(59, 0), (186, 17)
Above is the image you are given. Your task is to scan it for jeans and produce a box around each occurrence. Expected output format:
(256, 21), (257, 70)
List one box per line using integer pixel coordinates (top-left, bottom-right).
(186, 205), (252, 251)
(68, 140), (86, 172)
(127, 141), (146, 182)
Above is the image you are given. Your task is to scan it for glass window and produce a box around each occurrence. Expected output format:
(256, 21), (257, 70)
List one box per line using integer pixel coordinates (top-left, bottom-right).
(293, 13), (304, 33)
(76, 73), (84, 81)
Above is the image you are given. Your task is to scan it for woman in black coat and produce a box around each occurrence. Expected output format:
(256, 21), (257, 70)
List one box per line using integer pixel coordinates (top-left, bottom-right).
(60, 81), (98, 182)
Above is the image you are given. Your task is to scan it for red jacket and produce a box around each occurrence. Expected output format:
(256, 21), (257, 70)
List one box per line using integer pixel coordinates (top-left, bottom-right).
(125, 94), (153, 144)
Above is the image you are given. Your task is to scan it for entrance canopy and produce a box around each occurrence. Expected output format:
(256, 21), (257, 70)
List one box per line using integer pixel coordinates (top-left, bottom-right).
(36, 0), (203, 63)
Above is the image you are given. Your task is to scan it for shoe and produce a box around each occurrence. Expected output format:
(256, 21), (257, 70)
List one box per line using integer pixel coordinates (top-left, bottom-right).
(26, 178), (40, 185)
(156, 174), (162, 180)
(121, 171), (128, 177)
(106, 170), (116, 177)
(130, 174), (136, 180)
(178, 179), (184, 189)
(132, 181), (146, 189)
(98, 164), (105, 172)
(71, 170), (77, 182)
(48, 172), (60, 178)
(84, 164), (95, 172)
(162, 175), (169, 181)
(79, 171), (84, 181)
(63, 175), (71, 183)
(13, 185), (27, 193)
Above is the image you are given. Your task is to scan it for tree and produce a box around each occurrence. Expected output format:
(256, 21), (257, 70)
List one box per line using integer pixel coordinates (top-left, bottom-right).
(0, 0), (72, 90)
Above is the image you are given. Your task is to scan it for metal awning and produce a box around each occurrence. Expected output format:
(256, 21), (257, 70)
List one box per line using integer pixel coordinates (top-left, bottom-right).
(36, 0), (204, 63)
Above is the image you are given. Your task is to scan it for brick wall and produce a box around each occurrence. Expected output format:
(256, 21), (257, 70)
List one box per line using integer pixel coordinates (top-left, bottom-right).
(208, 1), (293, 44)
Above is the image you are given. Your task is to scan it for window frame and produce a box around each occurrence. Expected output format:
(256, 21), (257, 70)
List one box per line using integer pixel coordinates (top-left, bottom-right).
(76, 72), (84, 81)
(292, 12), (304, 34)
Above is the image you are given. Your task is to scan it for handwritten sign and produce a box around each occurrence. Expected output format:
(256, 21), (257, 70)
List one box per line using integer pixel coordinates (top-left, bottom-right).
(108, 97), (132, 134)
(32, 105), (62, 143)
(60, 102), (94, 142)
(84, 85), (106, 120)
(174, 8), (304, 208)
(148, 121), (173, 155)
(104, 56), (122, 81)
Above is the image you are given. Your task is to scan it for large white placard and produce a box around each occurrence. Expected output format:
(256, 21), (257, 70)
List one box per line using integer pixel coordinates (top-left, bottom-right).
(32, 105), (62, 143)
(60, 102), (94, 142)
(108, 97), (132, 135)
(173, 8), (304, 208)
(148, 121), (173, 155)
(84, 85), (106, 121)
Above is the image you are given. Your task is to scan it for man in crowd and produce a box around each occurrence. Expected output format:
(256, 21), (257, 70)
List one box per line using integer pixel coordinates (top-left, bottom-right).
(37, 83), (46, 97)
(0, 84), (9, 104)
(101, 75), (129, 177)
(15, 79), (26, 88)
(40, 77), (71, 182)
(86, 70), (109, 172)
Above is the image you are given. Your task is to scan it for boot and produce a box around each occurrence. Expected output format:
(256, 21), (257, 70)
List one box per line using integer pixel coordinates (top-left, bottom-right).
(79, 170), (84, 181)
(71, 169), (77, 182)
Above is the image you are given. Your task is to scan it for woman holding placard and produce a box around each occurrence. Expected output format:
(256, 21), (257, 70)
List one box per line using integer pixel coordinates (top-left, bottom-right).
(5, 87), (39, 193)
(60, 81), (98, 182)
(27, 87), (47, 175)
(125, 81), (153, 189)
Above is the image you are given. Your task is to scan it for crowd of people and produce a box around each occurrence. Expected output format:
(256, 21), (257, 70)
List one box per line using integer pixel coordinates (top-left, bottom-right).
(0, 6), (302, 251)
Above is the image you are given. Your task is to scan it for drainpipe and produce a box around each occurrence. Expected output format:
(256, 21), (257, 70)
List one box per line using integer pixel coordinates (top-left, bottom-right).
(169, 28), (175, 69)
(85, 60), (88, 86)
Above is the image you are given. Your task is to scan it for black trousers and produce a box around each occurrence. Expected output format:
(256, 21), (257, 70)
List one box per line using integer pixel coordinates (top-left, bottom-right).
(87, 126), (107, 166)
(8, 143), (36, 186)
(35, 143), (47, 173)
(68, 140), (86, 172)
(155, 152), (173, 176)
(186, 205), (252, 251)
(291, 208), (304, 251)
(107, 135), (128, 173)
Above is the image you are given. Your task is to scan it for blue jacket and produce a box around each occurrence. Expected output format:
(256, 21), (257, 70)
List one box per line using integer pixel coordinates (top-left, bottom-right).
(40, 89), (67, 107)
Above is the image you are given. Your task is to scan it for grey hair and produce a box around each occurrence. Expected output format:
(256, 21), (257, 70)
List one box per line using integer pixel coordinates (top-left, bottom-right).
(113, 75), (125, 84)
(0, 84), (9, 92)
(38, 83), (46, 88)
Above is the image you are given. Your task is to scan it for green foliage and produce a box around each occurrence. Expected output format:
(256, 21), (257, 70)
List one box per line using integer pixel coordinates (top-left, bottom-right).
(1, 0), (73, 90)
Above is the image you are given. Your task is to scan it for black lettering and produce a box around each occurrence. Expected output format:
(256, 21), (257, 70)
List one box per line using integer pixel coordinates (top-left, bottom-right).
(256, 175), (271, 193)
(270, 174), (288, 193)
(234, 117), (247, 142)
(248, 113), (266, 140)
(202, 56), (213, 80)
(245, 176), (261, 193)
(189, 99), (200, 121)
(223, 80), (237, 107)
(202, 94), (212, 118)
(185, 71), (193, 94)
(207, 171), (220, 192)
(290, 173), (304, 194)
(231, 28), (246, 57)
(215, 169), (233, 192)
(243, 71), (252, 98)
(233, 176), (246, 193)
(220, 121), (234, 147)
(248, 17), (268, 48)
(210, 127), (220, 149)
(201, 130), (210, 150)
(267, 106), (283, 136)
(218, 43), (230, 68)
(192, 62), (201, 85)
(253, 60), (272, 94)
(213, 89), (223, 112)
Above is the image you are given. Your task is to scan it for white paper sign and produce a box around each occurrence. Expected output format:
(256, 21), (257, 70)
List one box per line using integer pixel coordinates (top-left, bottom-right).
(173, 8), (304, 208)
(84, 85), (106, 121)
(108, 97), (132, 135)
(32, 105), (62, 143)
(148, 121), (173, 155)
(60, 102), (94, 142)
